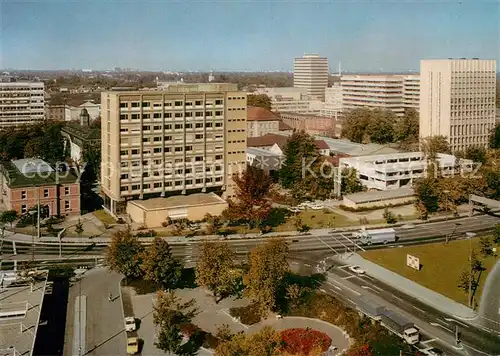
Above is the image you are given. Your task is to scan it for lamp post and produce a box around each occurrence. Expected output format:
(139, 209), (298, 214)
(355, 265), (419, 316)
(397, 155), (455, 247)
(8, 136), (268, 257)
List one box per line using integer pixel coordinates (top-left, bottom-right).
(466, 232), (476, 307)
(443, 189), (450, 220)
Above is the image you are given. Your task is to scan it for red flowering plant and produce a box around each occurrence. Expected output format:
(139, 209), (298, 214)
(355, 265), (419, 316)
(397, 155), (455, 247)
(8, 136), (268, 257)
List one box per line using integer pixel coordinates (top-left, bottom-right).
(280, 328), (332, 355)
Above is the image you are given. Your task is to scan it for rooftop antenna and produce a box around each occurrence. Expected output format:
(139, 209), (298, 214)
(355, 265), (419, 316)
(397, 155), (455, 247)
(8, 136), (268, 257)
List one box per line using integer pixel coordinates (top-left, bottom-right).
(338, 61), (342, 77)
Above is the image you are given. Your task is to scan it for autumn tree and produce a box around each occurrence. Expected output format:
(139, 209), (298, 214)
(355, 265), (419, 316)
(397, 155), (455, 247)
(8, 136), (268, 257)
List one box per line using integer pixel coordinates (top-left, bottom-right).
(215, 325), (281, 356)
(346, 344), (373, 356)
(142, 237), (182, 290)
(224, 166), (273, 228)
(341, 167), (364, 195)
(341, 108), (397, 144)
(105, 227), (144, 279)
(244, 238), (290, 316)
(247, 94), (272, 110)
(494, 223), (500, 244)
(153, 290), (199, 354)
(367, 109), (397, 144)
(195, 242), (236, 301)
(341, 108), (373, 143)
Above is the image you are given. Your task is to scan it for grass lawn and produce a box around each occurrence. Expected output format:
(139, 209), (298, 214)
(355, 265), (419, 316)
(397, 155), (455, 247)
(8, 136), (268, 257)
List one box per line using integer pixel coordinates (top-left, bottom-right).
(93, 209), (116, 225)
(275, 209), (351, 231)
(361, 237), (499, 306)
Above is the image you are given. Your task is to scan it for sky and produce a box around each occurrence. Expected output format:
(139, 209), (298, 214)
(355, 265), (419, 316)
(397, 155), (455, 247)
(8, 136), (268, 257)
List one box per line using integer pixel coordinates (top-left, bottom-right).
(1, 0), (499, 72)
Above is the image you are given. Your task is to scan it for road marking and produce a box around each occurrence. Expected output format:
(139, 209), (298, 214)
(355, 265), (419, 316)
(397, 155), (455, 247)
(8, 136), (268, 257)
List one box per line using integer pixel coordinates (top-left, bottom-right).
(436, 318), (450, 325)
(361, 274), (374, 281)
(291, 261), (299, 265)
(413, 306), (425, 314)
(343, 275), (355, 280)
(361, 285), (379, 294)
(338, 265), (350, 269)
(421, 338), (437, 345)
(392, 296), (403, 302)
(444, 318), (469, 328)
(429, 322), (453, 333)
(304, 264), (311, 267)
(328, 280), (361, 296)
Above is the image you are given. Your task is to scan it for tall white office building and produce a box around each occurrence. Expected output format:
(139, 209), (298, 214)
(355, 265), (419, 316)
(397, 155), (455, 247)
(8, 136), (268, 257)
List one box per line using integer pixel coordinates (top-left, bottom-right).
(419, 59), (496, 152)
(0, 81), (45, 127)
(293, 54), (329, 101)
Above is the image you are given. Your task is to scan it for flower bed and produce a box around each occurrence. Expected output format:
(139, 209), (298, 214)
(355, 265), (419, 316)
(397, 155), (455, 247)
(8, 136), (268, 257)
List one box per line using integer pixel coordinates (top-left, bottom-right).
(280, 328), (332, 355)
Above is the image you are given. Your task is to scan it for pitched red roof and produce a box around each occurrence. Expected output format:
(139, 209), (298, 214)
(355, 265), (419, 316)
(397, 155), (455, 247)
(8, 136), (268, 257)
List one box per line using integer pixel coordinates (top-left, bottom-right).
(247, 106), (281, 122)
(279, 121), (292, 131)
(314, 140), (329, 150)
(247, 133), (289, 149)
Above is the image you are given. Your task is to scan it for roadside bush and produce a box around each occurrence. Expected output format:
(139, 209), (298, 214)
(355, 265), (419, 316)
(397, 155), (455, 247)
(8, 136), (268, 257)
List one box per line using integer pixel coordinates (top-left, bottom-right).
(229, 303), (262, 325)
(339, 201), (412, 212)
(280, 328), (331, 355)
(134, 229), (157, 238)
(383, 208), (398, 224)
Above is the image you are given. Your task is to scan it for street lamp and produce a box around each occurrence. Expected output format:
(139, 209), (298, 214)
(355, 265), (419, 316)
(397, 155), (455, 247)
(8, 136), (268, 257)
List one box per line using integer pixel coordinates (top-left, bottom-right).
(466, 232), (476, 307)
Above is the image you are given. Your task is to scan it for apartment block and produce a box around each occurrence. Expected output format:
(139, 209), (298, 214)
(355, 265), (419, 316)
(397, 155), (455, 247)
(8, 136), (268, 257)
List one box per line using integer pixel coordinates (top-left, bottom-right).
(254, 86), (324, 114)
(0, 81), (45, 127)
(294, 54), (329, 101)
(100, 83), (247, 215)
(321, 83), (343, 118)
(419, 59), (496, 152)
(341, 74), (419, 116)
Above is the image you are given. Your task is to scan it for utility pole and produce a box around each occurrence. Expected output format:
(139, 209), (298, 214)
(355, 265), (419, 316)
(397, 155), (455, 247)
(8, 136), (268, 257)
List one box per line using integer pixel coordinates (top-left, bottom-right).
(466, 232), (476, 307)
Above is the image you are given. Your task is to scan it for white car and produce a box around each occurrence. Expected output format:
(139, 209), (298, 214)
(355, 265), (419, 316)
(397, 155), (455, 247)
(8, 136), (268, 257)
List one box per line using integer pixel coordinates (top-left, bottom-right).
(309, 205), (323, 210)
(349, 265), (365, 274)
(288, 207), (302, 213)
(125, 317), (136, 332)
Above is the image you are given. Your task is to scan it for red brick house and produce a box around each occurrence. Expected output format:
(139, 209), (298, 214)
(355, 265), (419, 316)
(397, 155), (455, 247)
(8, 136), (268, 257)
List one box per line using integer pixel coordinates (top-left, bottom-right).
(0, 159), (81, 216)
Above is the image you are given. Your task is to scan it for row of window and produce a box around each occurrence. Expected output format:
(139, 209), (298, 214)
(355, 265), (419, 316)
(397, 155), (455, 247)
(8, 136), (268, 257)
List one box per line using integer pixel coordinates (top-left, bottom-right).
(227, 119), (245, 122)
(121, 155), (225, 166)
(228, 96), (245, 100)
(120, 111), (224, 120)
(120, 177), (223, 191)
(19, 187), (71, 199)
(121, 145), (223, 155)
(120, 99), (224, 108)
(120, 166), (223, 179)
(21, 201), (71, 214)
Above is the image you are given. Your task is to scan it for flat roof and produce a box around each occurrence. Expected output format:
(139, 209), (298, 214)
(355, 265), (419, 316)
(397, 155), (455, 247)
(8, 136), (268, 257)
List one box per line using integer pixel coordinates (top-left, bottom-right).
(344, 187), (414, 204)
(0, 270), (48, 356)
(246, 147), (283, 157)
(128, 192), (227, 211)
(315, 137), (401, 156)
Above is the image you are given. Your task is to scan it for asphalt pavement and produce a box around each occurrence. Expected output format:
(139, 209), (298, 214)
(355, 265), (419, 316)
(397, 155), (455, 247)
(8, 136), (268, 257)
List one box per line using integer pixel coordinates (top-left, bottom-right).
(478, 261), (500, 333)
(63, 267), (126, 356)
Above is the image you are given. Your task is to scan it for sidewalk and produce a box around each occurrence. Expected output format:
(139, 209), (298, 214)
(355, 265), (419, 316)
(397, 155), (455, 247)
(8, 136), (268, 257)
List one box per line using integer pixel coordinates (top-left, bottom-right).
(339, 253), (477, 321)
(1, 209), (491, 245)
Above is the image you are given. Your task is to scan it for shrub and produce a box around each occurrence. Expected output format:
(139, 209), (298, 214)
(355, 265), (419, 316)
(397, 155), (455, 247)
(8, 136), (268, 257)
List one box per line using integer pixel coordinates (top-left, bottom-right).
(229, 303), (262, 325)
(161, 221), (168, 227)
(383, 208), (397, 224)
(116, 218), (125, 224)
(280, 328), (332, 355)
(339, 201), (412, 212)
(134, 229), (157, 238)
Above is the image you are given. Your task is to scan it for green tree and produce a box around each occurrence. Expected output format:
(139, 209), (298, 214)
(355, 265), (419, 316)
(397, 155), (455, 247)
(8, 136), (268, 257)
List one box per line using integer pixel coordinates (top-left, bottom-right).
(465, 146), (487, 164)
(395, 108), (419, 142)
(247, 94), (272, 110)
(279, 131), (318, 188)
(421, 135), (451, 160)
(142, 237), (182, 289)
(244, 238), (290, 316)
(490, 123), (500, 149)
(494, 223), (500, 244)
(479, 237), (493, 257)
(105, 227), (144, 279)
(413, 176), (440, 219)
(367, 109), (397, 144)
(0, 210), (18, 227)
(341, 108), (373, 143)
(383, 208), (397, 224)
(195, 242), (236, 302)
(341, 167), (364, 195)
(294, 216), (310, 234)
(75, 219), (84, 236)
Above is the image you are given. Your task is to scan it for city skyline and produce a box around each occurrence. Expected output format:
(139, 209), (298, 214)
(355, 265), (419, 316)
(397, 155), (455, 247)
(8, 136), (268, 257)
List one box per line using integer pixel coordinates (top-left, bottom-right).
(1, 1), (499, 72)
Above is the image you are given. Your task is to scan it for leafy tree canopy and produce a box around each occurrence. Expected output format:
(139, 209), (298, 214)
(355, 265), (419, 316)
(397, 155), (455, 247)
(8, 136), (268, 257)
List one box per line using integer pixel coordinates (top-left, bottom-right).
(247, 94), (272, 110)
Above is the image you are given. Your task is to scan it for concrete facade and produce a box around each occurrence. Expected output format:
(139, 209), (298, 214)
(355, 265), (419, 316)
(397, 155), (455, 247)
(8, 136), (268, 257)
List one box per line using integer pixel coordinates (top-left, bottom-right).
(320, 83), (343, 118)
(342, 188), (415, 210)
(419, 59), (497, 152)
(341, 74), (419, 116)
(126, 192), (227, 227)
(340, 152), (472, 191)
(100, 83), (246, 215)
(0, 81), (45, 127)
(294, 54), (329, 101)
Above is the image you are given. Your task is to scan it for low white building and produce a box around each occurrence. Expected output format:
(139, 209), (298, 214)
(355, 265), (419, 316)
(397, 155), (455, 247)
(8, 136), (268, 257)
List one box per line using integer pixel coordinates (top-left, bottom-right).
(246, 147), (285, 174)
(339, 152), (473, 191)
(253, 87), (324, 114)
(65, 100), (100, 121)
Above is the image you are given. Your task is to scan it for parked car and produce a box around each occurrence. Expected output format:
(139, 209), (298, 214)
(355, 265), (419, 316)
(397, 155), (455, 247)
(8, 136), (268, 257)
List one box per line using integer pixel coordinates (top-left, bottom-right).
(288, 207), (302, 213)
(125, 317), (136, 332)
(309, 204), (323, 210)
(127, 337), (139, 355)
(349, 265), (365, 274)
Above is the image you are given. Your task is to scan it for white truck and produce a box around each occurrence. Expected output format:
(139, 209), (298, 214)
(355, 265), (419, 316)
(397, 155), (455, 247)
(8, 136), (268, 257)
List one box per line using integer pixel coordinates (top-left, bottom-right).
(380, 310), (420, 345)
(353, 228), (396, 245)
